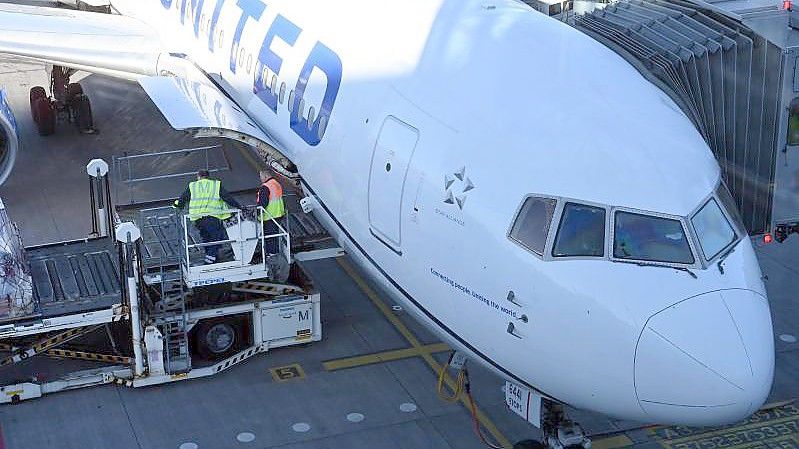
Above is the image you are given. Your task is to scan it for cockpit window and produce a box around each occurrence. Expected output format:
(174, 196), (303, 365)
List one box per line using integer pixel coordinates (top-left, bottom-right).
(613, 212), (695, 264)
(691, 198), (736, 260)
(552, 203), (605, 257)
(716, 182), (746, 234)
(509, 197), (557, 256)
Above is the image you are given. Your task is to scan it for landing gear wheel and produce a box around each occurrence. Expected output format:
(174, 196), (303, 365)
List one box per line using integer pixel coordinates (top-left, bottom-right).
(194, 319), (238, 359)
(73, 95), (94, 134)
(66, 83), (83, 103)
(29, 86), (46, 120)
(32, 97), (55, 136)
(513, 440), (546, 449)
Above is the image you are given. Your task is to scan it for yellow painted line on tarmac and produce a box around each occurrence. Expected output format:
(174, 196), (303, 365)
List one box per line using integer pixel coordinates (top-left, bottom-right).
(323, 342), (451, 371)
(590, 401), (798, 449)
(650, 400), (798, 449)
(648, 399), (796, 436)
(337, 257), (513, 449)
(726, 434), (799, 449)
(761, 399), (797, 410)
(590, 434), (634, 449)
(337, 258), (425, 347)
(664, 414), (797, 444)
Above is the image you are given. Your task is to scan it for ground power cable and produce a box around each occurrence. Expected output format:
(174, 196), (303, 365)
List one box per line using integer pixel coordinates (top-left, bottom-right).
(436, 353), (465, 402)
(437, 352), (505, 449)
(465, 370), (505, 449)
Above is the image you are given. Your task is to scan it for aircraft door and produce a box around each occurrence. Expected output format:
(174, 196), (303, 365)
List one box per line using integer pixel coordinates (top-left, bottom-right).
(368, 116), (419, 253)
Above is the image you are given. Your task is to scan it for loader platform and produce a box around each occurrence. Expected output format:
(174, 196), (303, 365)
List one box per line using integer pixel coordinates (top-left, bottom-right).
(25, 236), (121, 320)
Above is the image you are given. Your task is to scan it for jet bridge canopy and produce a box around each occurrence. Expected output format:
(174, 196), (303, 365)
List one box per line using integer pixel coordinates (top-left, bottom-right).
(575, 0), (799, 236)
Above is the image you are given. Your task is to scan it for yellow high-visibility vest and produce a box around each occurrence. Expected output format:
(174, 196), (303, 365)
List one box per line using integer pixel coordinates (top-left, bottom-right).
(188, 178), (231, 221)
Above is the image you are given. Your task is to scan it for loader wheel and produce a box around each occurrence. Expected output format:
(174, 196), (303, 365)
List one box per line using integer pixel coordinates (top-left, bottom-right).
(29, 86), (46, 120)
(73, 95), (94, 133)
(66, 83), (83, 103)
(32, 97), (55, 136)
(194, 318), (239, 359)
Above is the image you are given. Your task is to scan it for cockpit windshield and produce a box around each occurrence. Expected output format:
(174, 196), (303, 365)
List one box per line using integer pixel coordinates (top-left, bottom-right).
(509, 196), (557, 256)
(613, 212), (695, 264)
(715, 182), (746, 235)
(510, 185), (745, 267)
(691, 198), (736, 260)
(552, 203), (605, 257)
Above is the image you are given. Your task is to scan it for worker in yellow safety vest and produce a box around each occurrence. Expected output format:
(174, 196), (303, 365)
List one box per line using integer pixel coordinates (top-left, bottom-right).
(174, 169), (242, 264)
(256, 170), (286, 254)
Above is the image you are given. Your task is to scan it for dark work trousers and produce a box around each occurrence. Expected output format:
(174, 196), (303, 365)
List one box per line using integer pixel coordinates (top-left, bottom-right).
(195, 216), (226, 263)
(262, 218), (284, 255)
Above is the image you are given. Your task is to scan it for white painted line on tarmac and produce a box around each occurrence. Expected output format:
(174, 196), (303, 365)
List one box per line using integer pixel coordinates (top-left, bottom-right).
(346, 412), (365, 423)
(779, 334), (797, 343)
(399, 403), (418, 413)
(292, 422), (311, 432)
(236, 432), (255, 443)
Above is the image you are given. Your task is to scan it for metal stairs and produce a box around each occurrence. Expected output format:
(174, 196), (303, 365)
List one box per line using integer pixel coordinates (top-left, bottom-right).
(152, 265), (190, 374)
(138, 208), (191, 375)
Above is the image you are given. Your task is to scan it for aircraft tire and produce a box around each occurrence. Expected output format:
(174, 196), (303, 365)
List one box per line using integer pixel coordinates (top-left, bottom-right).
(32, 97), (55, 136)
(66, 83), (83, 103)
(29, 86), (46, 120)
(74, 95), (94, 133)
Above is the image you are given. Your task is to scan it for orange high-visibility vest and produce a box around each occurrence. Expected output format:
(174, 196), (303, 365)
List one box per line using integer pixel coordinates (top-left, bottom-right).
(258, 178), (285, 221)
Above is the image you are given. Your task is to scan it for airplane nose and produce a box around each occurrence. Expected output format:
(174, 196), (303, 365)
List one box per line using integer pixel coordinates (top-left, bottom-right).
(634, 290), (774, 425)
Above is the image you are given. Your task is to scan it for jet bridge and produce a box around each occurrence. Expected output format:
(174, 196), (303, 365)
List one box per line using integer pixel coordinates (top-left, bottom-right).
(574, 0), (799, 239)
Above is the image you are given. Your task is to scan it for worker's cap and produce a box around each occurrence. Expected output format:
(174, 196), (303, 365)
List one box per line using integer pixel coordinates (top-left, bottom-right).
(197, 169), (210, 177)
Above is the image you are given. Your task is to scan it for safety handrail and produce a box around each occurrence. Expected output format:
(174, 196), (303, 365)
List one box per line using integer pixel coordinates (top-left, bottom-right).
(260, 206), (291, 268)
(178, 206), (290, 272)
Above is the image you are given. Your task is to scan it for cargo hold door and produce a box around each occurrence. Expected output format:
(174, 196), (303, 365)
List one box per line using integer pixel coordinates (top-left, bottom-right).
(367, 116), (419, 254)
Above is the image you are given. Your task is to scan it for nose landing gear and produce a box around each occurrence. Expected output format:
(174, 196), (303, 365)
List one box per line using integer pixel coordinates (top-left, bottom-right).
(441, 351), (592, 449)
(512, 400), (591, 449)
(513, 400), (591, 449)
(540, 401), (591, 449)
(29, 65), (96, 136)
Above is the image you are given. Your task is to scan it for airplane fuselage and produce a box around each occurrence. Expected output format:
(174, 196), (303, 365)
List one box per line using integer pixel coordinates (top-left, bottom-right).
(111, 0), (775, 425)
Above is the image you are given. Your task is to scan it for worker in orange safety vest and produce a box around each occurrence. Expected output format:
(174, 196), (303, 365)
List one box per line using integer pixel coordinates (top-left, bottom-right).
(256, 170), (286, 255)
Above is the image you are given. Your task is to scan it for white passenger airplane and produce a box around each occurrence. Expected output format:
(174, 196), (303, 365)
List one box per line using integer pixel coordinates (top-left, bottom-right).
(0, 0), (775, 441)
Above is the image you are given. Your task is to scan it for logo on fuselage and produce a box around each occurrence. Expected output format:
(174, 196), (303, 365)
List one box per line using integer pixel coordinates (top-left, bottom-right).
(443, 166), (474, 210)
(160, 0), (342, 147)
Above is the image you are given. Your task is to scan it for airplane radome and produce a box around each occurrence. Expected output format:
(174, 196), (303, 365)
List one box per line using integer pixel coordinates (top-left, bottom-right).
(0, 0), (775, 441)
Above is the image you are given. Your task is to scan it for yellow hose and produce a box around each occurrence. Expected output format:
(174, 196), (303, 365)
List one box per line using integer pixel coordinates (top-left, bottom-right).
(437, 356), (465, 402)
